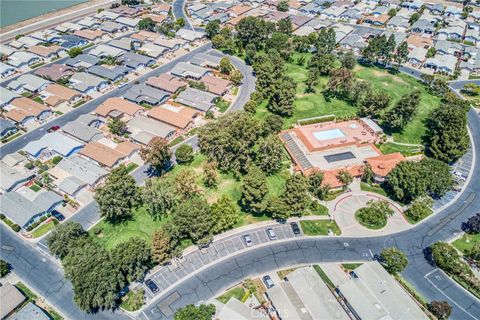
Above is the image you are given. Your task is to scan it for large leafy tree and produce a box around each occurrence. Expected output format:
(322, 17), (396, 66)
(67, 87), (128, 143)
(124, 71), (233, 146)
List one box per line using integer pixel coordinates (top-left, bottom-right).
(174, 304), (216, 320)
(282, 174), (309, 217)
(151, 228), (172, 264)
(430, 242), (459, 273)
(143, 178), (178, 219)
(380, 247), (408, 274)
(268, 76), (296, 117)
(211, 195), (239, 233)
(395, 41), (409, 68)
(205, 19), (221, 39)
(108, 118), (127, 135)
(235, 16), (275, 48)
(173, 196), (214, 245)
(112, 237), (151, 282)
(464, 213), (480, 234)
(277, 0), (289, 12)
(47, 221), (87, 259)
(266, 32), (293, 59)
(175, 144), (194, 164)
(240, 165), (268, 213)
(140, 137), (172, 174)
(138, 17), (156, 31)
(256, 135), (284, 174)
(0, 260), (9, 278)
(95, 165), (139, 224)
(277, 17), (293, 34)
(308, 171), (330, 200)
(341, 50), (356, 70)
(315, 28), (336, 55)
(327, 68), (356, 99)
(198, 112), (261, 175)
(426, 103), (469, 163)
(174, 168), (200, 199)
(386, 161), (426, 203)
(358, 90), (391, 118)
(428, 301), (452, 320)
(219, 57), (233, 75)
(419, 158), (454, 198)
(383, 91), (421, 130)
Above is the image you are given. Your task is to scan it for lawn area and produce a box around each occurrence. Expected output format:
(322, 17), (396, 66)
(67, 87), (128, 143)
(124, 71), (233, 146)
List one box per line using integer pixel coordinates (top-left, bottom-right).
(355, 209), (387, 230)
(452, 233), (480, 254)
(120, 289), (145, 311)
(125, 162), (139, 173)
(313, 265), (335, 289)
(378, 142), (424, 157)
(31, 219), (58, 238)
(300, 220), (341, 236)
(342, 263), (362, 271)
(216, 286), (246, 304)
(90, 206), (167, 250)
(256, 53), (441, 145)
(360, 182), (388, 197)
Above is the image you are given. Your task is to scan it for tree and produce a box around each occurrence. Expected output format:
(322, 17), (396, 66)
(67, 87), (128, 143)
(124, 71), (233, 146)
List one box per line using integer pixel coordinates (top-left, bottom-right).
(266, 196), (289, 220)
(151, 228), (172, 264)
(174, 168), (200, 199)
(465, 243), (480, 264)
(174, 304), (216, 320)
(268, 76), (297, 117)
(175, 144), (193, 164)
(245, 43), (257, 65)
(308, 171), (330, 200)
(63, 239), (123, 311)
(205, 19), (221, 38)
(409, 12), (420, 24)
(175, 18), (185, 29)
(263, 114), (284, 135)
(203, 161), (218, 188)
(383, 91), (421, 130)
(341, 50), (356, 70)
(256, 135), (284, 174)
(395, 41), (409, 69)
(173, 196), (214, 245)
(277, 18), (293, 35)
(404, 197), (433, 223)
(426, 47), (436, 58)
(282, 174), (309, 217)
(107, 117), (127, 135)
(122, 0), (139, 5)
(326, 68), (355, 99)
(337, 169), (353, 187)
(379, 247), (408, 273)
(230, 69), (244, 85)
(47, 221), (87, 259)
(277, 0), (289, 12)
(383, 34), (396, 66)
(315, 28), (336, 55)
(235, 16), (275, 48)
(112, 237), (151, 282)
(68, 47), (83, 58)
(426, 104), (469, 163)
(266, 32), (293, 59)
(219, 57), (233, 75)
(240, 165), (268, 213)
(419, 158), (454, 198)
(140, 137), (172, 174)
(309, 53), (336, 77)
(138, 17), (156, 31)
(212, 34), (226, 49)
(430, 242), (459, 273)
(388, 8), (397, 17)
(211, 195), (239, 233)
(0, 260), (10, 278)
(428, 301), (452, 320)
(361, 163), (374, 183)
(95, 165), (139, 224)
(356, 200), (394, 229)
(386, 161), (425, 203)
(462, 82), (480, 96)
(464, 213), (480, 234)
(358, 90), (391, 118)
(143, 178), (178, 219)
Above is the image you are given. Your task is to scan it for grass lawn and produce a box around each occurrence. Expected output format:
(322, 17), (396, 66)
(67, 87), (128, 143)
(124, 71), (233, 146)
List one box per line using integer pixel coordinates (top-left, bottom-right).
(125, 162), (139, 173)
(342, 263), (362, 271)
(313, 265), (335, 289)
(90, 206), (168, 250)
(355, 209), (387, 230)
(452, 233), (480, 254)
(300, 220), (341, 236)
(216, 286), (245, 304)
(29, 184), (41, 192)
(305, 201), (329, 216)
(31, 219), (58, 238)
(360, 182), (388, 197)
(378, 142), (424, 157)
(256, 53), (440, 145)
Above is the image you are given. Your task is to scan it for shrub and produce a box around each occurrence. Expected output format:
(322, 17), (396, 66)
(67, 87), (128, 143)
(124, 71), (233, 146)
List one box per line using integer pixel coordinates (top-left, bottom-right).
(12, 224), (21, 232)
(404, 197), (433, 223)
(24, 162), (34, 170)
(0, 214), (5, 220)
(355, 200), (394, 229)
(52, 156), (63, 165)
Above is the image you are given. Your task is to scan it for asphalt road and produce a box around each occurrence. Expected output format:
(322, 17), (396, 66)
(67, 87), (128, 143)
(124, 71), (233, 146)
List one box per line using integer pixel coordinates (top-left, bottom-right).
(137, 109), (480, 320)
(172, 0), (192, 30)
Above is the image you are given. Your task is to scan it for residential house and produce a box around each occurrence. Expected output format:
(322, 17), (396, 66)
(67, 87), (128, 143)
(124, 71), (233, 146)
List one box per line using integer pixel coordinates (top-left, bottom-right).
(116, 16), (140, 28)
(95, 97), (143, 120)
(200, 75), (231, 95)
(79, 141), (139, 168)
(41, 84), (82, 107)
(424, 54), (457, 74)
(23, 131), (83, 160)
(176, 28), (205, 42)
(190, 52), (222, 69)
(140, 42), (168, 59)
(435, 40), (462, 56)
(0, 62), (15, 78)
(175, 87), (217, 112)
(61, 120), (103, 143)
(110, 5), (143, 16)
(78, 17), (101, 29)
(170, 61), (210, 80)
(465, 28), (480, 44)
(437, 22), (466, 41)
(6, 97), (52, 125)
(228, 4), (252, 17)
(88, 44), (125, 58)
(7, 74), (51, 93)
(119, 51), (155, 71)
(34, 63), (74, 81)
(0, 119), (17, 139)
(65, 54), (100, 69)
(411, 19), (436, 35)
(386, 15), (410, 30)
(141, 13), (170, 24)
(151, 3), (171, 15)
(60, 35), (88, 49)
(12, 302), (51, 320)
(87, 65), (128, 82)
(0, 283), (26, 319)
(127, 115), (176, 144)
(429, 3), (444, 15)
(401, 0), (423, 11)
(7, 51), (42, 69)
(321, 6), (346, 20)
(0, 190), (63, 228)
(147, 105), (198, 130)
(339, 9), (362, 22)
(364, 14), (390, 26)
(0, 87), (20, 108)
(123, 84), (170, 106)
(73, 29), (106, 42)
(0, 162), (32, 194)
(100, 21), (127, 33)
(27, 45), (65, 60)
(154, 37), (188, 52)
(108, 37), (136, 51)
(146, 73), (186, 93)
(444, 5), (463, 19)
(55, 22), (83, 33)
(30, 29), (61, 43)
(69, 72), (109, 94)
(94, 10), (121, 21)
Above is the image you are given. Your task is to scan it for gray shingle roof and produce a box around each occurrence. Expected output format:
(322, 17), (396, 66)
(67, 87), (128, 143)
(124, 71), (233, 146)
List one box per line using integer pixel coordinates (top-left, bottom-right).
(123, 84), (169, 105)
(58, 175), (87, 196)
(11, 302), (50, 320)
(175, 87), (217, 112)
(170, 61), (210, 79)
(0, 162), (32, 192)
(55, 155), (108, 186)
(61, 121), (103, 142)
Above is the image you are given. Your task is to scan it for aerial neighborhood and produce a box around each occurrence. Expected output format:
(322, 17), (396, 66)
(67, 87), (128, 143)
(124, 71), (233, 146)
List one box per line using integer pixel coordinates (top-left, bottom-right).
(0, 0), (479, 320)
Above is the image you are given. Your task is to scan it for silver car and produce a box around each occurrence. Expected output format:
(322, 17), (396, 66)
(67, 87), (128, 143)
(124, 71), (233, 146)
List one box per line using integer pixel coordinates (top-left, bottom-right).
(243, 234), (253, 247)
(266, 228), (277, 240)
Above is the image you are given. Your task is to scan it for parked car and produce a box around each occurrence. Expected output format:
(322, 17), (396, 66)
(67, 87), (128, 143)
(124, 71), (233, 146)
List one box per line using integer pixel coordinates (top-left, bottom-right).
(243, 234), (253, 247)
(117, 82), (127, 88)
(263, 275), (274, 289)
(266, 228), (277, 240)
(51, 210), (64, 221)
(145, 279), (159, 293)
(47, 125), (60, 133)
(290, 222), (301, 235)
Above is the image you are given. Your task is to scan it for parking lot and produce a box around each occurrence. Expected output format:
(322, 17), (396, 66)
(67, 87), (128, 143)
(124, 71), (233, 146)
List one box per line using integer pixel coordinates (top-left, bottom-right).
(142, 223), (300, 301)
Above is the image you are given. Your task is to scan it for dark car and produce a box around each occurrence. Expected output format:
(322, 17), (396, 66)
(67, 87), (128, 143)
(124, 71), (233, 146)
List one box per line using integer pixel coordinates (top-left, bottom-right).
(145, 279), (159, 293)
(290, 222), (301, 235)
(47, 125), (60, 133)
(263, 275), (274, 289)
(51, 210), (64, 221)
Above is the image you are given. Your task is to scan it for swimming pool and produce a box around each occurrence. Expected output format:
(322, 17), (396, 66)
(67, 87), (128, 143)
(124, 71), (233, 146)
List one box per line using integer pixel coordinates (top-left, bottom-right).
(313, 129), (345, 141)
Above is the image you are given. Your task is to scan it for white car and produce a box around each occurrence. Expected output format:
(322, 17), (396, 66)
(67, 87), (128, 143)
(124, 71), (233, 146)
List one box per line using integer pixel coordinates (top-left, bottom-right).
(243, 234), (253, 247)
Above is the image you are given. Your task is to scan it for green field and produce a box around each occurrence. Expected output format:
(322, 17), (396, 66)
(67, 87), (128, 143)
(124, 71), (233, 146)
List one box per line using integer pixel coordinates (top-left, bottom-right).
(256, 53), (441, 145)
(300, 220), (341, 236)
(378, 142), (424, 157)
(360, 182), (388, 197)
(216, 286), (246, 304)
(31, 219), (58, 238)
(452, 233), (480, 254)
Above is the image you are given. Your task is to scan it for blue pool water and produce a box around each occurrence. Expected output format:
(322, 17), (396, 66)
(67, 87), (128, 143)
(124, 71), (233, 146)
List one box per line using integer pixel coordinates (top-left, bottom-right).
(313, 129), (345, 141)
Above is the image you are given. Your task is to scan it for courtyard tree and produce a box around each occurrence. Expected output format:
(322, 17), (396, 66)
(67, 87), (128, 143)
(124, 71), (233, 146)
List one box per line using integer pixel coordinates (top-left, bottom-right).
(308, 171), (329, 200)
(174, 144), (194, 164)
(138, 17), (156, 32)
(379, 247), (409, 274)
(108, 117), (127, 135)
(47, 221), (87, 259)
(205, 19), (221, 39)
(95, 165), (139, 224)
(383, 90), (421, 130)
(282, 174), (309, 217)
(337, 169), (353, 187)
(277, 0), (289, 12)
(174, 304), (216, 320)
(255, 135), (284, 174)
(151, 228), (172, 264)
(219, 57), (233, 75)
(143, 178), (178, 219)
(240, 165), (268, 213)
(211, 195), (239, 233)
(140, 137), (172, 174)
(112, 237), (151, 282)
(173, 196), (214, 245)
(386, 161), (425, 203)
(427, 301), (452, 320)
